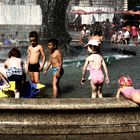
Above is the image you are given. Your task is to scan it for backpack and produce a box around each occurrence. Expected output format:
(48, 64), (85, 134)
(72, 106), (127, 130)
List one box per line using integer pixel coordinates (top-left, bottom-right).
(20, 81), (40, 98)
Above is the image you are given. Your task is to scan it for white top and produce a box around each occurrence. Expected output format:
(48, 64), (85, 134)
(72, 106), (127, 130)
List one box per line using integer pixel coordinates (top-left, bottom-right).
(123, 31), (130, 39)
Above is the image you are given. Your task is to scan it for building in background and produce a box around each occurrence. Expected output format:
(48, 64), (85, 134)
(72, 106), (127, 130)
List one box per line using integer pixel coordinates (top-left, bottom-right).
(68, 0), (128, 25)
(0, 0), (42, 42)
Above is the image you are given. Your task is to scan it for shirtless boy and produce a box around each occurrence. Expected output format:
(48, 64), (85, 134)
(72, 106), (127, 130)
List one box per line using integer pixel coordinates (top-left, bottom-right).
(44, 39), (64, 98)
(27, 31), (46, 83)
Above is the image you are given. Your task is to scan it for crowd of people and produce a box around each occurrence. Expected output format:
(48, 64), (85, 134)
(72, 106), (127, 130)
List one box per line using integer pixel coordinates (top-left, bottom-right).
(79, 19), (140, 46)
(111, 25), (139, 46)
(0, 33), (18, 46)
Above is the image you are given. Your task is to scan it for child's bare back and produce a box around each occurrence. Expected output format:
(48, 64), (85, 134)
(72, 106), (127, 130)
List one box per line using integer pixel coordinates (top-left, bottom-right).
(87, 54), (103, 70)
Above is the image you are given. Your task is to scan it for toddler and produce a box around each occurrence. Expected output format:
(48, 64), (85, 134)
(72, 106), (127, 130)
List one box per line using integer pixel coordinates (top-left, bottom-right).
(116, 76), (140, 104)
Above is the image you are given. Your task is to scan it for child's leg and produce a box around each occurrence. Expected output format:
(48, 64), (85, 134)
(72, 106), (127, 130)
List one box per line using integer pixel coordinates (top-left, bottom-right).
(52, 75), (59, 98)
(132, 93), (140, 104)
(29, 72), (35, 82)
(90, 81), (97, 98)
(14, 81), (22, 98)
(14, 90), (20, 98)
(97, 84), (103, 98)
(33, 72), (40, 84)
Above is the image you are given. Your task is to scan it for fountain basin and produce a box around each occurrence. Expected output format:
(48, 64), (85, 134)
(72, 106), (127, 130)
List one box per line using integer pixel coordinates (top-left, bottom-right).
(0, 98), (139, 139)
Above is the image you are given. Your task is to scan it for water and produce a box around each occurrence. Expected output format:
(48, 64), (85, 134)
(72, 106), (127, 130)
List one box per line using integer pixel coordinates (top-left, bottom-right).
(39, 56), (140, 98)
(38, 44), (140, 98)
(0, 43), (139, 98)
(0, 46), (28, 60)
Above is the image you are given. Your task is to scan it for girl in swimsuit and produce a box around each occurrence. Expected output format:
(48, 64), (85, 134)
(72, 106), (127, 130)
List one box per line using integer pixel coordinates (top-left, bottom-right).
(81, 40), (109, 98)
(116, 76), (140, 104)
(4, 47), (26, 98)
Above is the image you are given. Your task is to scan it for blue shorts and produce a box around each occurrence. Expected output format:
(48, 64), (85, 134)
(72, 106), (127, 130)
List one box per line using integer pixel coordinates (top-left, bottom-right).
(52, 67), (64, 77)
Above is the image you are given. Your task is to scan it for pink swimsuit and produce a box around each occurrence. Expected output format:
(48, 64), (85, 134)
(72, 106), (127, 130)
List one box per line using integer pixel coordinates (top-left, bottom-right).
(89, 65), (104, 84)
(121, 87), (140, 99)
(131, 26), (138, 37)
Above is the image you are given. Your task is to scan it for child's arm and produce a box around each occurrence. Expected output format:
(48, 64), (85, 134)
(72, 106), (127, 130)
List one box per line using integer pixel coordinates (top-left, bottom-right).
(116, 88), (121, 98)
(56, 50), (63, 77)
(3, 59), (8, 69)
(39, 46), (46, 71)
(102, 58), (109, 84)
(44, 57), (51, 75)
(81, 58), (89, 84)
(0, 73), (10, 89)
(26, 47), (31, 73)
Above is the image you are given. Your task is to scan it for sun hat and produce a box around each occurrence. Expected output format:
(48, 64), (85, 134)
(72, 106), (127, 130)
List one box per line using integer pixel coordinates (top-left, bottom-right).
(118, 76), (133, 86)
(84, 40), (100, 47)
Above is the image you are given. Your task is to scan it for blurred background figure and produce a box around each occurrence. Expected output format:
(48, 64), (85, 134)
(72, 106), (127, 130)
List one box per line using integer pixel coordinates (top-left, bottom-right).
(131, 25), (139, 46)
(1, 34), (12, 46)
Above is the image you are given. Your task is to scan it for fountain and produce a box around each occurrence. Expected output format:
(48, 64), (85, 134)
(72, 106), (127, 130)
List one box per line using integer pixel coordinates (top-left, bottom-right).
(37, 0), (71, 55)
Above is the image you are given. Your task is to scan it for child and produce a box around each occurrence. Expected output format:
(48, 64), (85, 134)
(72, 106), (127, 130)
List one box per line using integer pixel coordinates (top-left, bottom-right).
(27, 31), (46, 83)
(81, 40), (109, 98)
(4, 47), (25, 98)
(44, 39), (64, 98)
(116, 76), (140, 104)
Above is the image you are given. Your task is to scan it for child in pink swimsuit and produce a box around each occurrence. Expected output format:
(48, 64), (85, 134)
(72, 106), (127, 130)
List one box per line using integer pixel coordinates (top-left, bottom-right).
(88, 64), (104, 84)
(116, 76), (140, 104)
(81, 40), (109, 98)
(131, 25), (139, 46)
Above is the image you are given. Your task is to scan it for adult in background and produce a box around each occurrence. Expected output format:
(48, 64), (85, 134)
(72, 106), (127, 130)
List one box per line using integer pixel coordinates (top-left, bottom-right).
(1, 34), (12, 46)
(89, 29), (104, 54)
(131, 25), (139, 46)
(79, 25), (91, 44)
(122, 27), (130, 45)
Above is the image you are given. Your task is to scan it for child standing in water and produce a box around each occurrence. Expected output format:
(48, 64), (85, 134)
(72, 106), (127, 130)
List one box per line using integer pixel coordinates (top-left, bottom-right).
(81, 40), (109, 98)
(116, 76), (140, 104)
(27, 31), (46, 83)
(44, 39), (64, 98)
(4, 47), (25, 98)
